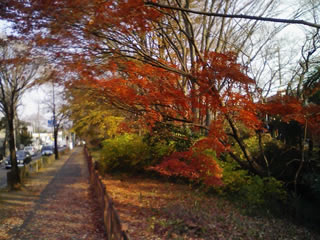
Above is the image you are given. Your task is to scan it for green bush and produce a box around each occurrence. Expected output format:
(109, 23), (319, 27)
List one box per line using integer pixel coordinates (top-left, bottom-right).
(219, 160), (286, 206)
(144, 123), (200, 152)
(227, 134), (300, 182)
(204, 150), (287, 207)
(239, 175), (287, 206)
(99, 133), (171, 174)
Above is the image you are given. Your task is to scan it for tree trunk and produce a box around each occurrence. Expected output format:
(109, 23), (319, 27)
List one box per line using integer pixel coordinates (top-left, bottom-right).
(54, 127), (59, 160)
(2, 130), (7, 158)
(225, 113), (265, 176)
(7, 115), (20, 188)
(294, 119), (307, 194)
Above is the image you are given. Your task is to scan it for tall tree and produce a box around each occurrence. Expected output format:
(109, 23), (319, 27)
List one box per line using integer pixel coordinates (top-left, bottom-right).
(42, 78), (69, 160)
(0, 38), (45, 188)
(4, 0), (319, 178)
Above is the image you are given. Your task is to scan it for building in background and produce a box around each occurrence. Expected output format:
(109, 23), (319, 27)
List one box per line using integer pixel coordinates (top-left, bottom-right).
(32, 131), (67, 149)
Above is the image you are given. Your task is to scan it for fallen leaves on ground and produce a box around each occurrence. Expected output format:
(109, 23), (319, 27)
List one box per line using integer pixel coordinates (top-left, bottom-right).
(102, 175), (319, 240)
(0, 149), (105, 240)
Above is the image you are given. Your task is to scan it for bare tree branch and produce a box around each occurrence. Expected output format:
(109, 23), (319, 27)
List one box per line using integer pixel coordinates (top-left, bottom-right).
(145, 1), (320, 29)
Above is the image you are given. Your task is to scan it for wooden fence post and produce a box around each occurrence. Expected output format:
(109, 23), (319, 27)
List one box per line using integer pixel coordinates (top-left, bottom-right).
(83, 146), (130, 240)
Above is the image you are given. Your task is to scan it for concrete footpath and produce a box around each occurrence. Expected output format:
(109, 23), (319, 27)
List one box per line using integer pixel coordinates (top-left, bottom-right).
(0, 147), (106, 240)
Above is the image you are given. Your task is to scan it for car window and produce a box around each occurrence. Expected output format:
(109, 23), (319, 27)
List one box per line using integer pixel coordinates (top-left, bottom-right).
(17, 151), (26, 157)
(43, 146), (53, 150)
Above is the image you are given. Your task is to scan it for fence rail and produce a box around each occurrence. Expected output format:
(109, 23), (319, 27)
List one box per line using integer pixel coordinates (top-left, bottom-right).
(84, 146), (129, 240)
(18, 148), (69, 181)
(19, 155), (54, 180)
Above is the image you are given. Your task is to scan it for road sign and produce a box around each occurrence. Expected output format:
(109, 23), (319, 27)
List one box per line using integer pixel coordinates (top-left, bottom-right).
(48, 119), (56, 127)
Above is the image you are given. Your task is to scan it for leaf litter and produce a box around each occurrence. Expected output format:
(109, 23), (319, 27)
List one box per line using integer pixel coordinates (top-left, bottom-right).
(102, 175), (320, 240)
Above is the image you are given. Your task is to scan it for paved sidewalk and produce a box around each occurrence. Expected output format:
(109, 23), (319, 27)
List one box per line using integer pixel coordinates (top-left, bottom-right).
(0, 147), (106, 240)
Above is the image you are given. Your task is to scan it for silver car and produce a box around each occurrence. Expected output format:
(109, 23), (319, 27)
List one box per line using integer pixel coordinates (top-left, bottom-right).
(24, 146), (36, 156)
(41, 145), (54, 156)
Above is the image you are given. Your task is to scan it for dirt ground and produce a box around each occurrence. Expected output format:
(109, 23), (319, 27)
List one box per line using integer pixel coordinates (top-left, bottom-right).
(102, 174), (320, 240)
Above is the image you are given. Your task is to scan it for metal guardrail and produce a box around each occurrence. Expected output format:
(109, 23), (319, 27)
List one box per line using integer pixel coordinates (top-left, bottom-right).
(84, 146), (129, 240)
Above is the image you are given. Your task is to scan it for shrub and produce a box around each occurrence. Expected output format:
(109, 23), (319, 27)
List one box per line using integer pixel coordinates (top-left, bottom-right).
(205, 150), (287, 207)
(144, 123), (200, 152)
(228, 134), (301, 182)
(216, 158), (286, 206)
(99, 133), (171, 174)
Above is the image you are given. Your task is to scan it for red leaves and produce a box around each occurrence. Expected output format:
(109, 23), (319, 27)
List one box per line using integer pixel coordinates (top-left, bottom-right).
(259, 95), (304, 123)
(194, 120), (229, 156)
(80, 59), (190, 126)
(148, 150), (223, 186)
(259, 96), (305, 125)
(91, 0), (162, 33)
(196, 52), (254, 89)
(227, 93), (263, 130)
(259, 95), (320, 134)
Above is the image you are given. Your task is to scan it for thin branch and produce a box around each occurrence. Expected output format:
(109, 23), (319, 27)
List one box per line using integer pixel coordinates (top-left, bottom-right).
(145, 1), (320, 29)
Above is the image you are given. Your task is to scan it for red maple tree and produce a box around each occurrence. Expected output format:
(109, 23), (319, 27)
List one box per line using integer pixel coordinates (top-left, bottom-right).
(7, 0), (317, 186)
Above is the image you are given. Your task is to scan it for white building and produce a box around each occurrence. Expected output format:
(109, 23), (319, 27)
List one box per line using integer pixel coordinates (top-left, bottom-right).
(32, 131), (66, 147)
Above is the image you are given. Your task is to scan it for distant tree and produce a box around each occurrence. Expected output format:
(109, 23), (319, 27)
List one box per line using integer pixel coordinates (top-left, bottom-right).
(43, 79), (69, 160)
(0, 38), (47, 188)
(18, 126), (33, 147)
(65, 82), (125, 146)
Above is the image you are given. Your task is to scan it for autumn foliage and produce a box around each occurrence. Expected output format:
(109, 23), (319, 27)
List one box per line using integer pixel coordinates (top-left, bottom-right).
(260, 94), (320, 137)
(67, 52), (262, 185)
(5, 0), (320, 190)
(147, 149), (223, 186)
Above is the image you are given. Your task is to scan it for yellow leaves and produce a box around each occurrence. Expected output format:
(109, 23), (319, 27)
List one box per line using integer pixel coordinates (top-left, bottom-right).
(72, 108), (124, 139)
(65, 82), (126, 139)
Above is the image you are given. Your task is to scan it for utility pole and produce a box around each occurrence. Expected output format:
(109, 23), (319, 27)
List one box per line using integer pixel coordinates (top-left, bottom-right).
(52, 80), (58, 159)
(37, 102), (41, 147)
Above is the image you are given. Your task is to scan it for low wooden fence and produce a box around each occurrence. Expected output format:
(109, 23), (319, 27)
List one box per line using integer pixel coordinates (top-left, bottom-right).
(84, 146), (129, 240)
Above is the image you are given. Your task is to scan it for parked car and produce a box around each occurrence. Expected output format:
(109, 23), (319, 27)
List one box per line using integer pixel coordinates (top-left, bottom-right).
(24, 146), (36, 156)
(5, 150), (32, 169)
(41, 145), (54, 156)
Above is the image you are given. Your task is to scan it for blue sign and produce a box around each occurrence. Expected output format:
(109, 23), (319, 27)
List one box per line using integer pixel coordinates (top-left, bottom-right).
(48, 120), (56, 127)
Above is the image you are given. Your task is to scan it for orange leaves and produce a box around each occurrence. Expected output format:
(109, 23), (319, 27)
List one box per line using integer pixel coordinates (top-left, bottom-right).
(196, 52), (254, 90)
(85, 59), (190, 125)
(191, 51), (261, 130)
(194, 120), (229, 156)
(260, 96), (305, 124)
(260, 95), (320, 135)
(91, 0), (162, 34)
(147, 150), (223, 186)
(226, 93), (263, 130)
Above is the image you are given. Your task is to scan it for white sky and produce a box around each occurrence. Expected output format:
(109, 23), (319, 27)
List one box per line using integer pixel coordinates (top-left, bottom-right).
(19, 87), (48, 118)
(0, 20), (53, 124)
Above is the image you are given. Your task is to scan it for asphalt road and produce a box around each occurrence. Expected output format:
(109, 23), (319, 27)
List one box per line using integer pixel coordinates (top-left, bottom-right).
(0, 152), (42, 188)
